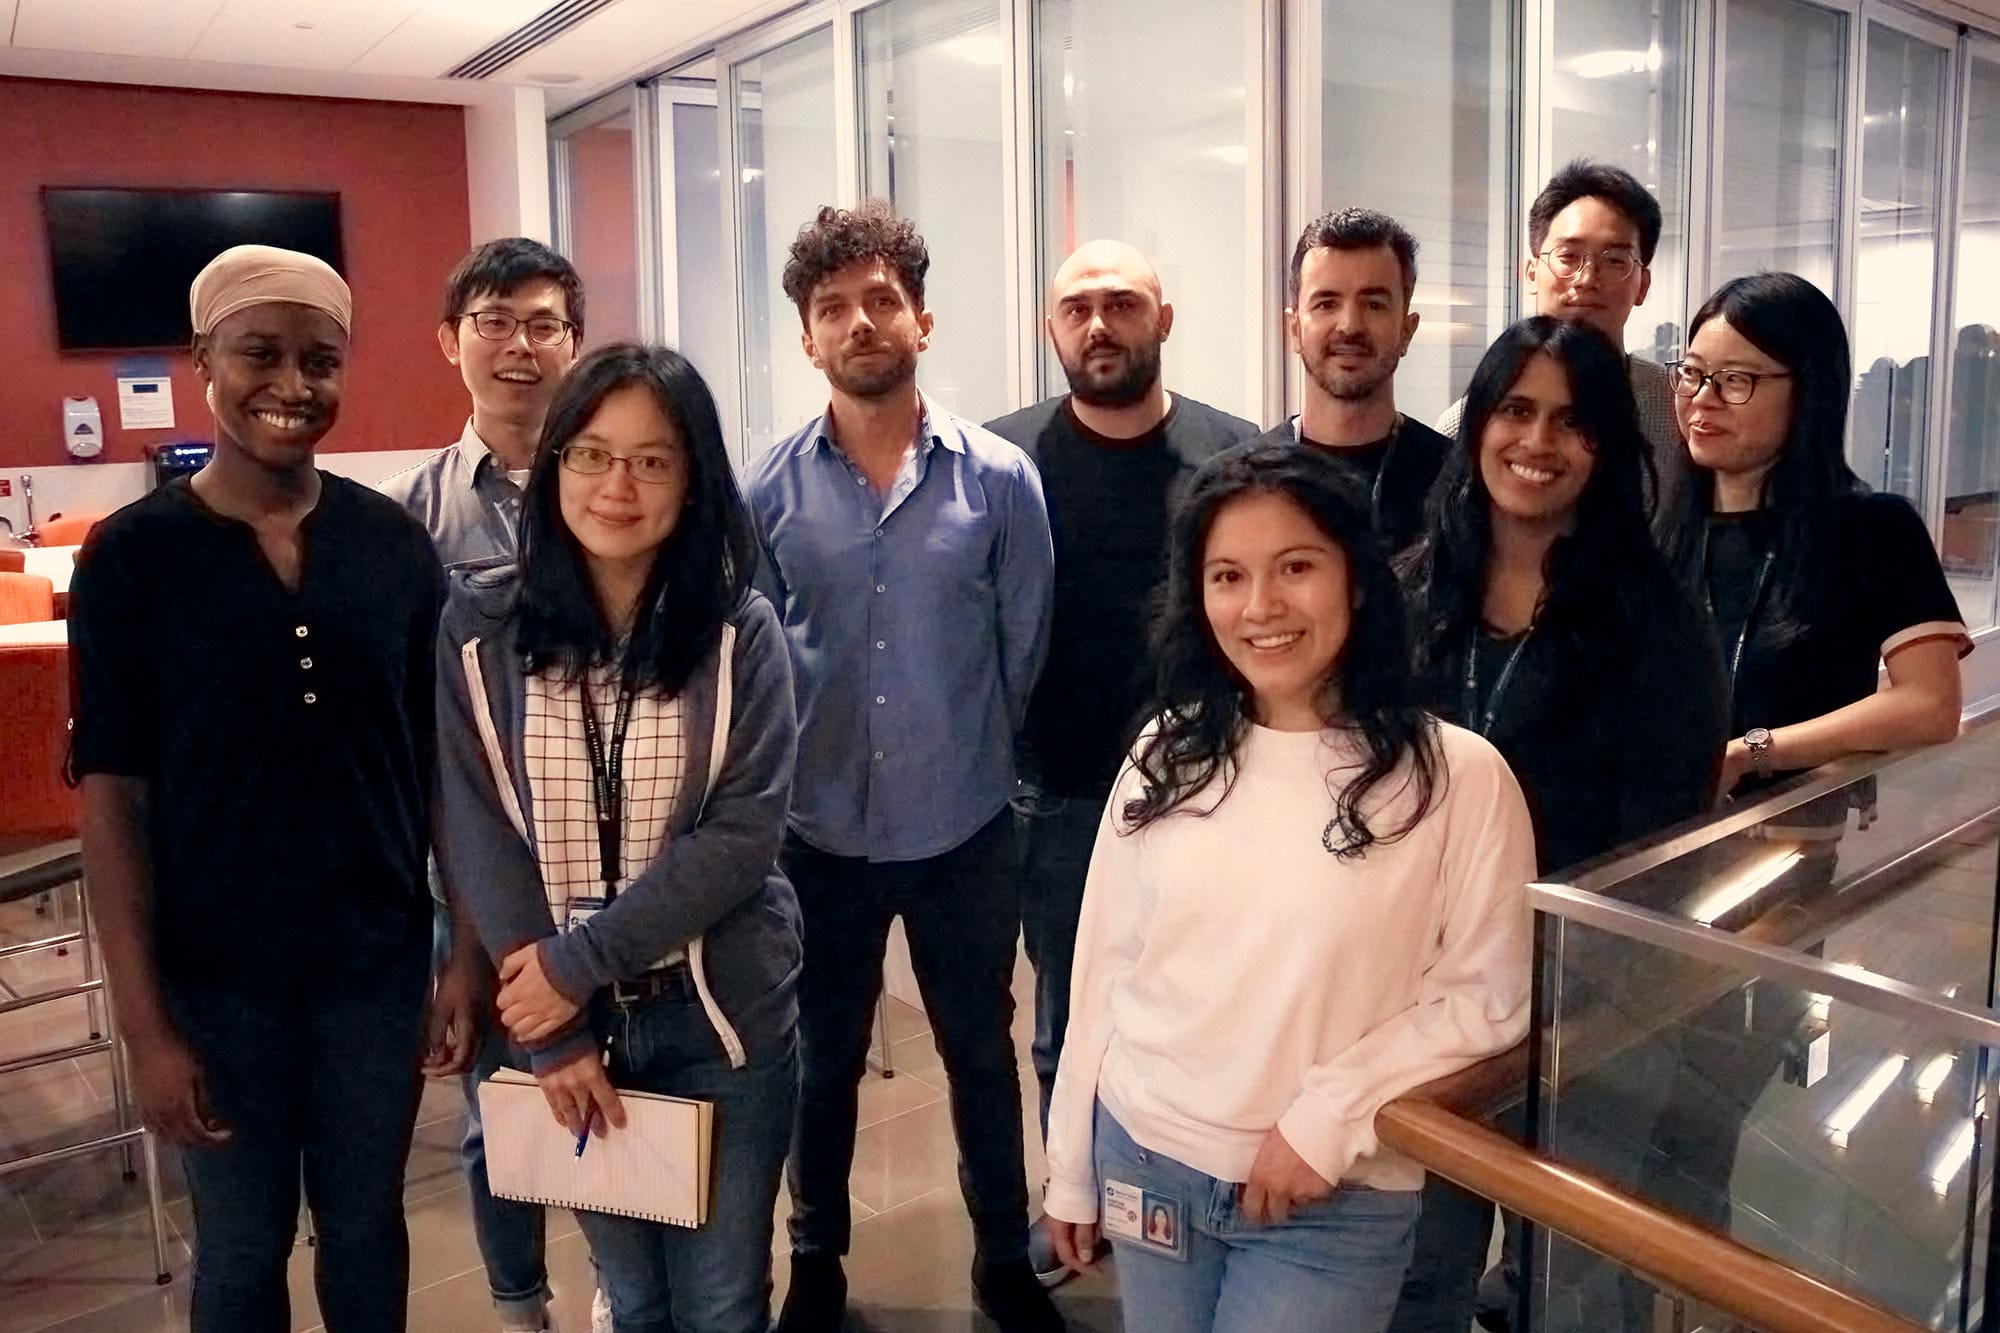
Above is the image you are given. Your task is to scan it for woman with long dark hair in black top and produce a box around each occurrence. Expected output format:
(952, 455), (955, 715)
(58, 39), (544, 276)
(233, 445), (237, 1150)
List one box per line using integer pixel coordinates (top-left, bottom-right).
(1388, 317), (1728, 1333)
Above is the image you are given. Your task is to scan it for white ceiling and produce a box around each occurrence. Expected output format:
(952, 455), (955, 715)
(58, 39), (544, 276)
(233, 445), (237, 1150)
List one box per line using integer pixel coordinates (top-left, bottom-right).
(0, 0), (778, 111)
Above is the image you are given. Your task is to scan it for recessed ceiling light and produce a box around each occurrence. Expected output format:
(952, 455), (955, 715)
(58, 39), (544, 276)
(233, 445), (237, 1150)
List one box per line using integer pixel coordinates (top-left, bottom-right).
(530, 72), (583, 85)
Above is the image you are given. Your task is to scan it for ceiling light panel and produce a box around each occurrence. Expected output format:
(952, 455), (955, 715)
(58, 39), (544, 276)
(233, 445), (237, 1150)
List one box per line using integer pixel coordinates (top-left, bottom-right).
(14, 0), (227, 61)
(189, 0), (427, 71)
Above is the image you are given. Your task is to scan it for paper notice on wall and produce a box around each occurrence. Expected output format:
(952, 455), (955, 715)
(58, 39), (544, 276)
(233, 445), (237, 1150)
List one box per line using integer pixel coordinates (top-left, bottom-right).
(117, 376), (175, 430)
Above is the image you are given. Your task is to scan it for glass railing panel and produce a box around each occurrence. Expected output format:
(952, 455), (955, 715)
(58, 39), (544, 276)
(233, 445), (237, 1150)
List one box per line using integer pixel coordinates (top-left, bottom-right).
(1531, 911), (1996, 1331)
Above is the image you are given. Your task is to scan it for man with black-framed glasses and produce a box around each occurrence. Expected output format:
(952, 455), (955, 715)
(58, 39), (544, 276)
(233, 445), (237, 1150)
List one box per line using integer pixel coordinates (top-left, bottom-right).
(380, 237), (589, 1333)
(1436, 160), (1689, 522)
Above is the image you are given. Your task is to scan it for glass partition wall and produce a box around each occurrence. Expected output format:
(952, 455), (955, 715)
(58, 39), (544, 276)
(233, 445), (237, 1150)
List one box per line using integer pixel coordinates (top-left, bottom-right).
(570, 0), (2000, 594)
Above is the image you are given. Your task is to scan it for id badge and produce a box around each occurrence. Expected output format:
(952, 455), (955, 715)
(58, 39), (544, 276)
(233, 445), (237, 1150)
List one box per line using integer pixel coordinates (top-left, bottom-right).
(564, 896), (607, 932)
(1102, 1178), (1186, 1262)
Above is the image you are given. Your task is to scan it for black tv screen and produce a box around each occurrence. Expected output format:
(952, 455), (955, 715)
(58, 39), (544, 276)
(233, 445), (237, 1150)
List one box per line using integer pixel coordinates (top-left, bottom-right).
(43, 187), (344, 351)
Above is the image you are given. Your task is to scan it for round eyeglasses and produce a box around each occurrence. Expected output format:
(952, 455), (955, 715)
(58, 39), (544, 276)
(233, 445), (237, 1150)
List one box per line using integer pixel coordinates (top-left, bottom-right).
(461, 310), (577, 347)
(1666, 363), (1793, 405)
(1537, 247), (1643, 283)
(558, 444), (684, 484)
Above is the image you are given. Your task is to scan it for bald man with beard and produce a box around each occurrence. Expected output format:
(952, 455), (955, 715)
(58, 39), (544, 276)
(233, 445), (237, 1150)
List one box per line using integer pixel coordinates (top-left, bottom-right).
(985, 240), (1258, 1286)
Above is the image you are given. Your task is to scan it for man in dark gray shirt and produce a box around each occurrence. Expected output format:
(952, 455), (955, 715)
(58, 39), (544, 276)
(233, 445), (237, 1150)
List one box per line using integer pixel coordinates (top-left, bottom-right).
(985, 239), (1257, 1286)
(380, 237), (586, 1333)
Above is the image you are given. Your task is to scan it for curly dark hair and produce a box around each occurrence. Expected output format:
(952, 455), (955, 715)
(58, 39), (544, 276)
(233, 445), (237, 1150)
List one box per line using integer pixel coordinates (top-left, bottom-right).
(1401, 317), (1660, 703)
(780, 200), (929, 323)
(1287, 207), (1419, 305)
(1124, 444), (1441, 859)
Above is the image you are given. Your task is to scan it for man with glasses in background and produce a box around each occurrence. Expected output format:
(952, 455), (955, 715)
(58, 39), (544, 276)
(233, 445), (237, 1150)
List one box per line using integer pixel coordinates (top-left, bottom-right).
(381, 238), (589, 1333)
(1436, 160), (1688, 520)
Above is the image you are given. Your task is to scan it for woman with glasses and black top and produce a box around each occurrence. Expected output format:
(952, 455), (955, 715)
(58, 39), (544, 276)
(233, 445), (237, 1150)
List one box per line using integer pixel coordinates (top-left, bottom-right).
(434, 343), (802, 1333)
(1628, 274), (1971, 1283)
(1387, 317), (1727, 1333)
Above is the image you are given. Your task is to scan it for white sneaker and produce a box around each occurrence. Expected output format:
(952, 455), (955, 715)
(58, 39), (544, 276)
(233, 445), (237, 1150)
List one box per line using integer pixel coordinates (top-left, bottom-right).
(590, 1286), (613, 1333)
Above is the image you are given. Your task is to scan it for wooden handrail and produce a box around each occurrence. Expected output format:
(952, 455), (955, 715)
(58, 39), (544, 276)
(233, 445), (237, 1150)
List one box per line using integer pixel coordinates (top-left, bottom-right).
(1375, 1099), (1928, 1333)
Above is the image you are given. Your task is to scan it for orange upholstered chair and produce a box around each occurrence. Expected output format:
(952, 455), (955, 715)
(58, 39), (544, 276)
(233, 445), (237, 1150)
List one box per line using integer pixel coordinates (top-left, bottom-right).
(0, 573), (55, 625)
(0, 644), (78, 836)
(35, 513), (106, 546)
(0, 550), (23, 573)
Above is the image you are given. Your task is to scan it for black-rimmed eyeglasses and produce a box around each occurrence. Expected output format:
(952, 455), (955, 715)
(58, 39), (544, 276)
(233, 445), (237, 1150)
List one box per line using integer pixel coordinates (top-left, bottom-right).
(460, 310), (577, 347)
(558, 444), (684, 484)
(1666, 363), (1792, 405)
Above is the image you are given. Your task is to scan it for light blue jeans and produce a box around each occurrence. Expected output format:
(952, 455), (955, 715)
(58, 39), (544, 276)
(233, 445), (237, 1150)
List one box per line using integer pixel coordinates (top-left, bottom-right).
(1093, 1102), (1420, 1333)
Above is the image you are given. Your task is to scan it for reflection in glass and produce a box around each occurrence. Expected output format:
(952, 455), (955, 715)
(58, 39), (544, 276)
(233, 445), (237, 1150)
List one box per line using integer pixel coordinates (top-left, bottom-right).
(1036, 0), (1253, 420)
(734, 29), (837, 463)
(663, 74), (731, 405)
(858, 0), (1007, 424)
(1943, 53), (2000, 629)
(1850, 24), (1948, 506)
(1716, 0), (1844, 294)
(563, 110), (640, 344)
(1319, 0), (1512, 423)
(1548, 0), (1690, 364)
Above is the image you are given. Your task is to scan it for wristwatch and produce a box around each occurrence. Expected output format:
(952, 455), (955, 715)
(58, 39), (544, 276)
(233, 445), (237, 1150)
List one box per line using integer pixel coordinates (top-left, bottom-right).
(1744, 727), (1775, 778)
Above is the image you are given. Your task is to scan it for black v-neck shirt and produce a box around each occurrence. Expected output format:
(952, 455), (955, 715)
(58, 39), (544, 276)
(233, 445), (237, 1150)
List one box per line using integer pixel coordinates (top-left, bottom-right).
(71, 473), (444, 983)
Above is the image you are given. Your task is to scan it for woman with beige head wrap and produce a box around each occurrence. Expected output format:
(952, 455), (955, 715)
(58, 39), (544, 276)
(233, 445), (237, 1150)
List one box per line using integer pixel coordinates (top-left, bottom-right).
(70, 237), (456, 1332)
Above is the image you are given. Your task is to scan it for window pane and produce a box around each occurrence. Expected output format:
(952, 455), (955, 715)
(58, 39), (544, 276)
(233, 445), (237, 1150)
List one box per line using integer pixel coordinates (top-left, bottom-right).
(1850, 23), (1948, 507)
(734, 28), (837, 460)
(563, 110), (640, 344)
(1716, 0), (1844, 294)
(1320, 0), (1514, 424)
(1943, 52), (2000, 629)
(1036, 0), (1254, 421)
(859, 0), (1007, 423)
(1548, 0), (1691, 364)
(663, 72), (732, 397)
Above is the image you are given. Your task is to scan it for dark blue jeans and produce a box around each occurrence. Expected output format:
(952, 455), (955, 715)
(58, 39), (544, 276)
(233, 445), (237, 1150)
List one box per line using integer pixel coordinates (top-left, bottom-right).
(168, 939), (430, 1333)
(462, 1017), (554, 1320)
(1012, 785), (1103, 1142)
(782, 810), (1032, 1264)
(580, 986), (797, 1333)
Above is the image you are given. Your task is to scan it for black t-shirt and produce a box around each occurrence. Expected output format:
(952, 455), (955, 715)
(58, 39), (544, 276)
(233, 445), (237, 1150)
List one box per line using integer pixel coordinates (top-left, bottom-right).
(70, 473), (444, 984)
(1244, 414), (1450, 554)
(985, 394), (1259, 796)
(1703, 492), (1968, 743)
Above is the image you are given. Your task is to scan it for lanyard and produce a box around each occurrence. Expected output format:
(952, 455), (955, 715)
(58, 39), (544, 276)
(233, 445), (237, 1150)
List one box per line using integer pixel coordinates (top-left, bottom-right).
(1461, 627), (1534, 738)
(1700, 525), (1779, 695)
(577, 673), (637, 900)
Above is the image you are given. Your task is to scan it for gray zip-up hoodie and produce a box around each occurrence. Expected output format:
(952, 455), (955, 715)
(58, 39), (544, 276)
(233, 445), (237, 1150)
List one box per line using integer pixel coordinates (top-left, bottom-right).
(434, 564), (802, 1074)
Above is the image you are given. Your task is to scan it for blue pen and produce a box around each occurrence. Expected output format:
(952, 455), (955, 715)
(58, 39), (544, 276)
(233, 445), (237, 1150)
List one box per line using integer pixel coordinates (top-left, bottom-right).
(576, 1107), (596, 1158)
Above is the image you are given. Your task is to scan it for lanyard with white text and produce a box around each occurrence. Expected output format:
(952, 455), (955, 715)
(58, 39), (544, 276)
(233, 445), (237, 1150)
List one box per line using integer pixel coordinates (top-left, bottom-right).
(577, 675), (637, 901)
(1701, 526), (1779, 696)
(1462, 627), (1534, 738)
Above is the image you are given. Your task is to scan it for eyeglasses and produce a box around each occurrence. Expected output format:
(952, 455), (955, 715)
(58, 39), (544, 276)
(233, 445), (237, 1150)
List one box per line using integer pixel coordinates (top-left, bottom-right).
(1537, 246), (1643, 283)
(1666, 363), (1793, 405)
(558, 444), (684, 484)
(461, 310), (577, 347)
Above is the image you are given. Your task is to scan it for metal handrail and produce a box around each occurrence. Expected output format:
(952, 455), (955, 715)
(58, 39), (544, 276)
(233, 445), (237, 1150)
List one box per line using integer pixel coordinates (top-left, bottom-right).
(1375, 1099), (1927, 1333)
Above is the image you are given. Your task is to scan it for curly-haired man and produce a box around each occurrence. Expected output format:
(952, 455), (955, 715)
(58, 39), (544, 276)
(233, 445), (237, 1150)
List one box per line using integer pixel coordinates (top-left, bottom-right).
(745, 201), (1062, 1332)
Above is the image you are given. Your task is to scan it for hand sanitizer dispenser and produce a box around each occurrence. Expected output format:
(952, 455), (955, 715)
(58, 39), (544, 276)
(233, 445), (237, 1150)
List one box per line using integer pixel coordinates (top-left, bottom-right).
(63, 396), (103, 459)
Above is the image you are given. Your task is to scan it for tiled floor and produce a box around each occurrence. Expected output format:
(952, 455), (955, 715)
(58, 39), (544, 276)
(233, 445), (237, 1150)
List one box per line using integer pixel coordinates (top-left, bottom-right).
(0, 885), (1120, 1332)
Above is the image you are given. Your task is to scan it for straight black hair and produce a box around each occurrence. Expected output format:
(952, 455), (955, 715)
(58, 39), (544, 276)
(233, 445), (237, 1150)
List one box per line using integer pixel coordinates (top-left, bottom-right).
(1403, 317), (1660, 696)
(1528, 160), (1664, 264)
(441, 237), (586, 337)
(1663, 273), (1864, 645)
(516, 342), (755, 695)
(1125, 444), (1441, 859)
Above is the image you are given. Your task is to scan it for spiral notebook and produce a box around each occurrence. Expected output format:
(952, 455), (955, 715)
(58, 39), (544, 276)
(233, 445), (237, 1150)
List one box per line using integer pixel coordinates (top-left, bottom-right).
(478, 1068), (714, 1228)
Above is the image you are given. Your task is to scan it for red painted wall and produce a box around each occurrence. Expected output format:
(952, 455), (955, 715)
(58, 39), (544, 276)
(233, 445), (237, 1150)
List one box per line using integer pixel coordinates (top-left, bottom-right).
(0, 78), (471, 467)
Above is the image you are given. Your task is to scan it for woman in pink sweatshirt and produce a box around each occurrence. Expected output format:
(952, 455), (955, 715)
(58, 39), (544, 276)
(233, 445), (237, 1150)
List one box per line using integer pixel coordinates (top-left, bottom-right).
(1041, 443), (1537, 1333)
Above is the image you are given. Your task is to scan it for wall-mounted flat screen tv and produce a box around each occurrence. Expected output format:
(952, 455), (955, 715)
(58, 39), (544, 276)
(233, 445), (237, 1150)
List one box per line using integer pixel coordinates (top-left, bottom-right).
(42, 187), (344, 351)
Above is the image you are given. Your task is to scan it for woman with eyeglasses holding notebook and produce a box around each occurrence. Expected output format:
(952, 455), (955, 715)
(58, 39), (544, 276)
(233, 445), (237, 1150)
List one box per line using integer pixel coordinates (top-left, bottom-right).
(434, 342), (802, 1333)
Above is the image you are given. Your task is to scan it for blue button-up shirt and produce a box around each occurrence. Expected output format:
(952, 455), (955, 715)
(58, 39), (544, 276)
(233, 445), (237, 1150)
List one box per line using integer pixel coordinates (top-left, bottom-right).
(748, 396), (1054, 863)
(377, 420), (524, 570)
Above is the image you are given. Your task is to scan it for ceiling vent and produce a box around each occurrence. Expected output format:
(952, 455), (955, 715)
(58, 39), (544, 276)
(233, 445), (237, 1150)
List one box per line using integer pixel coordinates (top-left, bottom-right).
(445, 0), (626, 80)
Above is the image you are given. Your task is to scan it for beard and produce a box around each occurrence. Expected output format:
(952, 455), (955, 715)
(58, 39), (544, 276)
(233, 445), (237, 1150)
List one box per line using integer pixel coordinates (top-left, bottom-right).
(1060, 337), (1163, 408)
(824, 341), (919, 399)
(1303, 338), (1397, 402)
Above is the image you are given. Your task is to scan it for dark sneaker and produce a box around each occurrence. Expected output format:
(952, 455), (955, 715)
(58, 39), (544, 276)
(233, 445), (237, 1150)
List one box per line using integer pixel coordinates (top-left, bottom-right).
(776, 1252), (848, 1333)
(1474, 1259), (1516, 1332)
(1027, 1221), (1073, 1290)
(973, 1256), (1068, 1332)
